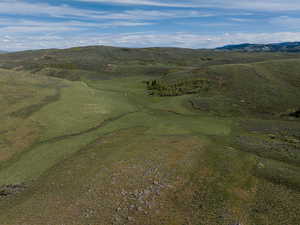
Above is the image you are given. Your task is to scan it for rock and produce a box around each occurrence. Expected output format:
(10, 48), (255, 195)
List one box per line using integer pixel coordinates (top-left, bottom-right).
(127, 216), (134, 221)
(143, 189), (151, 196)
(0, 184), (26, 197)
(114, 215), (121, 222)
(134, 190), (139, 197)
(258, 162), (265, 168)
(153, 180), (159, 185)
(146, 202), (154, 209)
(166, 184), (174, 189)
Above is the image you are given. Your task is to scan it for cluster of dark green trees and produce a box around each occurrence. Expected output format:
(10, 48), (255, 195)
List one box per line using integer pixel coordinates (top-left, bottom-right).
(146, 78), (213, 96)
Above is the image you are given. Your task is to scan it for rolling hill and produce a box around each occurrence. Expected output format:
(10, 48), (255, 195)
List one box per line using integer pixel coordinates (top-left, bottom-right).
(0, 46), (299, 225)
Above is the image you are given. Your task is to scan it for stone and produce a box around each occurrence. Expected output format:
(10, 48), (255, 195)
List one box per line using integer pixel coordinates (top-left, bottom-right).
(134, 190), (139, 197)
(127, 216), (134, 221)
(144, 189), (151, 195)
(121, 189), (127, 196)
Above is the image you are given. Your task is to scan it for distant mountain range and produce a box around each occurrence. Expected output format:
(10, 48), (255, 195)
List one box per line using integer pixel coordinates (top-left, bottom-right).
(216, 42), (300, 52)
(2, 42), (300, 54)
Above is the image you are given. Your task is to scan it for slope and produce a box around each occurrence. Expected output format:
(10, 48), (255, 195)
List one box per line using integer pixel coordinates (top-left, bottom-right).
(0, 49), (299, 225)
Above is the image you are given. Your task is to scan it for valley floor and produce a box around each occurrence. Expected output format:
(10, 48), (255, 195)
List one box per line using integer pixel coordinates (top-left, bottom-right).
(0, 69), (299, 225)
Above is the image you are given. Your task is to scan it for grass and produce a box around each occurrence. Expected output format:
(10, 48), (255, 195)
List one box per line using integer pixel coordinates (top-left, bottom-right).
(150, 59), (300, 117)
(33, 81), (136, 141)
(0, 47), (299, 225)
(0, 75), (230, 186)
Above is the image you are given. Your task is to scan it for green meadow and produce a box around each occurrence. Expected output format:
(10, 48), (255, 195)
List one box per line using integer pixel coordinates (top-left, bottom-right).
(0, 47), (299, 225)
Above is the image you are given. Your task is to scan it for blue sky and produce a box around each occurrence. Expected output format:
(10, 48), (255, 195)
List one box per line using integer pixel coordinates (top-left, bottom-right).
(1, 0), (300, 51)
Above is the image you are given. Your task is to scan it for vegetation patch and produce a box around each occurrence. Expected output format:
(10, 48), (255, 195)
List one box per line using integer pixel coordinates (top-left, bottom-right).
(146, 77), (222, 96)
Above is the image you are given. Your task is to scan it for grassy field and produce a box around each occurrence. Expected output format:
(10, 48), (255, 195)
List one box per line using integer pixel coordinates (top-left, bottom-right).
(0, 47), (299, 225)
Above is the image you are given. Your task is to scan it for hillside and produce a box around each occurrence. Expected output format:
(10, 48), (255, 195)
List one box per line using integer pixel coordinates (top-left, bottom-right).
(1, 45), (300, 70)
(147, 59), (300, 116)
(0, 46), (299, 225)
(216, 41), (300, 52)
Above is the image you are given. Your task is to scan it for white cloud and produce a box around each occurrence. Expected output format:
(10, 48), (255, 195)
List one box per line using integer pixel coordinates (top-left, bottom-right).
(78, 0), (300, 11)
(102, 10), (213, 20)
(77, 0), (192, 7)
(0, 19), (154, 34)
(0, 26), (80, 33)
(0, 0), (212, 20)
(101, 21), (154, 27)
(230, 18), (255, 22)
(0, 0), (95, 18)
(270, 16), (300, 28)
(2, 31), (300, 51)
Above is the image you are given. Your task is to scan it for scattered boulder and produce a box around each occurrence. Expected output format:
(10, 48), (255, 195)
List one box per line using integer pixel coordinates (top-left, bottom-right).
(153, 180), (159, 185)
(0, 184), (26, 197)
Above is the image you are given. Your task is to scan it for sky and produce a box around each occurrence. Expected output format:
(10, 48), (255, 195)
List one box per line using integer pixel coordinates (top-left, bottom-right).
(1, 0), (300, 51)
